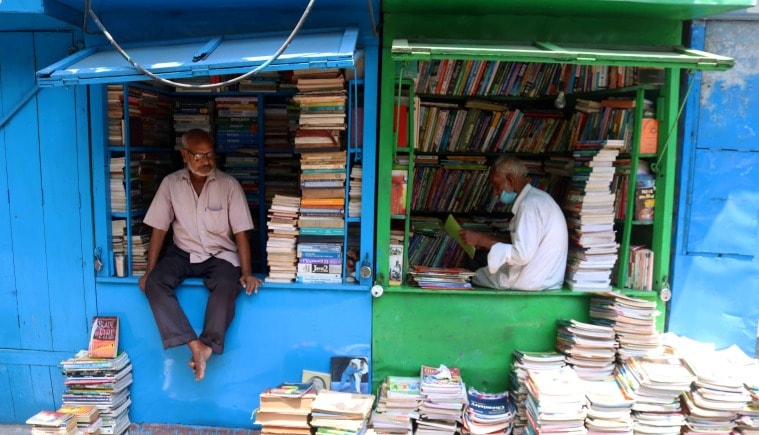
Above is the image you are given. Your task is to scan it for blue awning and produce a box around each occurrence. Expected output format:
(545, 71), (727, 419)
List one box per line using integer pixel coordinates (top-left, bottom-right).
(37, 27), (359, 87)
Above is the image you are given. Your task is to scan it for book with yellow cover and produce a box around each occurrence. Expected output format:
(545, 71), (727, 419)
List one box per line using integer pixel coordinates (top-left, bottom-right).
(444, 214), (475, 259)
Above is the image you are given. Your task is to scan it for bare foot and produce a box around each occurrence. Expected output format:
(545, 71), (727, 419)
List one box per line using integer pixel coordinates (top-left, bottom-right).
(188, 340), (213, 381)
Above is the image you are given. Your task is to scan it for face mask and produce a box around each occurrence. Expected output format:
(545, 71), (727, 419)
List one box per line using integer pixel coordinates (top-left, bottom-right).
(499, 190), (517, 204)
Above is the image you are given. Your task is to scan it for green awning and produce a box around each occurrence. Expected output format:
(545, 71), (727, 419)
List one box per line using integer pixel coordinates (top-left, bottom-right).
(391, 39), (734, 71)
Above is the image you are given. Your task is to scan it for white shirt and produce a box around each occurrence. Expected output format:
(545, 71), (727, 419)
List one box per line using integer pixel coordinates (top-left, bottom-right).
(144, 168), (254, 267)
(473, 183), (568, 291)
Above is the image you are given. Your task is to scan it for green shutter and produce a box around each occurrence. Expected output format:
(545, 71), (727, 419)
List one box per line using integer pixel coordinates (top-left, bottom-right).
(391, 39), (734, 71)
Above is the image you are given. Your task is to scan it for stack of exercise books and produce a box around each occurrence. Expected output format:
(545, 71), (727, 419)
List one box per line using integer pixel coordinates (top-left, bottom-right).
(253, 382), (318, 435)
(265, 194), (301, 283)
(461, 387), (516, 435)
(617, 356), (696, 435)
(580, 375), (635, 434)
(370, 375), (421, 434)
(681, 350), (752, 435)
(564, 139), (624, 291)
(417, 365), (467, 435)
(309, 389), (376, 435)
(588, 292), (662, 360)
(509, 350), (567, 435)
(555, 319), (618, 380)
(524, 366), (588, 434)
(60, 350), (133, 435)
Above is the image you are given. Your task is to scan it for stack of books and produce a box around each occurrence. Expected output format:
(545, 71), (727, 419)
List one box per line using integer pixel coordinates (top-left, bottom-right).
(509, 350), (567, 435)
(60, 350), (133, 435)
(224, 150), (260, 208)
(563, 139), (624, 291)
(618, 356), (696, 435)
(106, 85), (141, 147)
(348, 165), (363, 218)
(265, 194), (301, 283)
(214, 96), (259, 151)
(370, 375), (421, 434)
(580, 375), (635, 434)
(417, 365), (467, 435)
(26, 410), (78, 435)
(109, 156), (142, 213)
(309, 389), (376, 435)
(524, 366), (588, 435)
(292, 68), (346, 153)
(588, 293), (662, 360)
(56, 404), (102, 434)
(253, 382), (318, 435)
(681, 351), (751, 435)
(172, 98), (214, 149)
(262, 100), (291, 153)
(298, 151), (347, 235)
(555, 319), (618, 380)
(295, 241), (343, 284)
(407, 265), (475, 290)
(461, 387), (516, 435)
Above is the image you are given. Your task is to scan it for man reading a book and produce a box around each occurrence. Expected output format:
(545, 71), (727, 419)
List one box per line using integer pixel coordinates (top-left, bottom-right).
(459, 156), (567, 291)
(139, 128), (263, 381)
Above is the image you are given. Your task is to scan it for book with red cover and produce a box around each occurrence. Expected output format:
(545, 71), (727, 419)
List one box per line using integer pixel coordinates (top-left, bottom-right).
(88, 316), (119, 359)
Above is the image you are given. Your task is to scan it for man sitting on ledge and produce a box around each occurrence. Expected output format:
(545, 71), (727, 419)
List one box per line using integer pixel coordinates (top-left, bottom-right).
(139, 128), (263, 381)
(460, 156), (568, 291)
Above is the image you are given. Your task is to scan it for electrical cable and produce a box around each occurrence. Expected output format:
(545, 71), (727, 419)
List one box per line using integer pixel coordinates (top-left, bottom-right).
(86, 0), (316, 90)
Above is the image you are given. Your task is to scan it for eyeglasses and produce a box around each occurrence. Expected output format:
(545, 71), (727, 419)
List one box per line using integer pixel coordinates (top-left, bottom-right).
(184, 149), (216, 162)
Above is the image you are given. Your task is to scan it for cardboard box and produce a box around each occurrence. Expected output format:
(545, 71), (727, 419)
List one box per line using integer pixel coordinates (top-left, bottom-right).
(639, 118), (658, 154)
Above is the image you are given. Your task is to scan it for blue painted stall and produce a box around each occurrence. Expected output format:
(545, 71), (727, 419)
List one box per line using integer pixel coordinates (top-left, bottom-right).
(0, 0), (379, 428)
(671, 8), (759, 356)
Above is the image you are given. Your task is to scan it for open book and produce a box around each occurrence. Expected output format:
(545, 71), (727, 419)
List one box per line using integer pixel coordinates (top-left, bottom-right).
(444, 214), (475, 259)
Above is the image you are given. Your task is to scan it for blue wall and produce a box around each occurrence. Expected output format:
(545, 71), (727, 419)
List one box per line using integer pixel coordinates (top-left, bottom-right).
(0, 4), (379, 426)
(671, 16), (759, 355)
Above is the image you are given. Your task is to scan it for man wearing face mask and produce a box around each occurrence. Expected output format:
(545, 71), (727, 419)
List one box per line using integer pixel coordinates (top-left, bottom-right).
(459, 156), (568, 291)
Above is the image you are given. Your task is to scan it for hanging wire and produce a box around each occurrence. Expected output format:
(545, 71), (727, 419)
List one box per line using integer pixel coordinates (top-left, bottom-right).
(653, 71), (695, 173)
(366, 0), (379, 38)
(86, 0), (317, 90)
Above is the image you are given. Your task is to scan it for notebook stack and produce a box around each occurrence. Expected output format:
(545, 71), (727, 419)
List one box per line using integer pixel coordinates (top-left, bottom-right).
(588, 292), (662, 361)
(253, 382), (317, 435)
(309, 389), (376, 435)
(509, 350), (567, 435)
(556, 319), (618, 380)
(370, 375), (421, 434)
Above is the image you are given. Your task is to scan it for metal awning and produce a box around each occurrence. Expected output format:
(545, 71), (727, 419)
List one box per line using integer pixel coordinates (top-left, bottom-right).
(37, 27), (359, 87)
(391, 39), (734, 71)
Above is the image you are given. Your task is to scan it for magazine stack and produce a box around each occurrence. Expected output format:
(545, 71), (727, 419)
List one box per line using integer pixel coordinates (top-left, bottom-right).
(556, 319), (618, 380)
(60, 350), (133, 434)
(524, 366), (587, 435)
(588, 292), (662, 360)
(580, 375), (635, 434)
(417, 365), (467, 435)
(253, 382), (317, 435)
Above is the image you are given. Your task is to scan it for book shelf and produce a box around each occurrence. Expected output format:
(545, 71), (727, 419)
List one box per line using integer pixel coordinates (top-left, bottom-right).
(100, 72), (366, 284)
(383, 58), (665, 292)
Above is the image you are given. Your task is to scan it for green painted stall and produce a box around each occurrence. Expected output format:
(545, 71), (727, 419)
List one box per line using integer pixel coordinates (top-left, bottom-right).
(372, 0), (753, 393)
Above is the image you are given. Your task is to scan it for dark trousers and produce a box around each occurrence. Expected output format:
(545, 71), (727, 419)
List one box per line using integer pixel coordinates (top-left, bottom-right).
(144, 244), (242, 354)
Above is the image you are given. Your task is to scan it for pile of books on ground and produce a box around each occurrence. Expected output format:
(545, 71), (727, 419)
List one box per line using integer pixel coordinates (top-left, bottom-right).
(681, 348), (752, 434)
(370, 375), (421, 434)
(564, 139), (623, 291)
(589, 292), (662, 360)
(462, 386), (516, 435)
(59, 350), (133, 434)
(524, 366), (588, 434)
(310, 389), (376, 435)
(253, 382), (318, 435)
(265, 194), (301, 283)
(580, 375), (635, 434)
(26, 410), (78, 434)
(556, 318), (618, 380)
(417, 364), (467, 435)
(509, 350), (567, 435)
(407, 265), (476, 290)
(617, 356), (695, 435)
